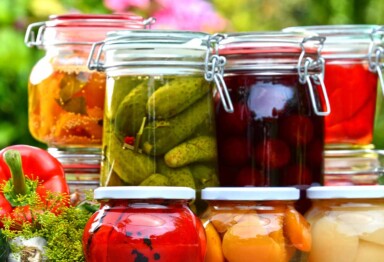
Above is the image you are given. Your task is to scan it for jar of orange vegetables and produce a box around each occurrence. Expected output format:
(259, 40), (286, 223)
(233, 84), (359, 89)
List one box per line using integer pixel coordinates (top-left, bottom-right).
(200, 187), (311, 262)
(306, 186), (384, 262)
(24, 14), (152, 196)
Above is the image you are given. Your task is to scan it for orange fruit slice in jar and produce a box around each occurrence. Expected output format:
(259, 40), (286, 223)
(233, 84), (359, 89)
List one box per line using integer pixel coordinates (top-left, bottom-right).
(202, 219), (225, 262)
(222, 214), (284, 262)
(284, 205), (311, 252)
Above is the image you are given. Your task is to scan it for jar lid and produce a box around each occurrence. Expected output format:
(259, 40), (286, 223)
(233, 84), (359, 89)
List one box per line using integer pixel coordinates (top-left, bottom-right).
(217, 31), (324, 73)
(307, 186), (384, 199)
(25, 13), (153, 47)
(218, 31), (318, 54)
(201, 187), (300, 201)
(90, 30), (210, 76)
(94, 186), (196, 200)
(283, 25), (384, 60)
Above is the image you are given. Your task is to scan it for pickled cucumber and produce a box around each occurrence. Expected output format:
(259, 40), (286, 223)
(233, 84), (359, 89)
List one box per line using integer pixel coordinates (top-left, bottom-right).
(142, 95), (214, 156)
(168, 169), (196, 188)
(105, 134), (156, 185)
(147, 77), (210, 119)
(164, 136), (217, 168)
(156, 159), (196, 188)
(139, 173), (170, 186)
(107, 76), (143, 119)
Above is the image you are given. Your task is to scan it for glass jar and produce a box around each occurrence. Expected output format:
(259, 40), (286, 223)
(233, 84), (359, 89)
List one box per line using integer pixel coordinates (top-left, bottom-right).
(25, 14), (152, 197)
(88, 31), (230, 209)
(215, 32), (328, 188)
(200, 187), (310, 262)
(83, 186), (206, 262)
(306, 186), (384, 262)
(284, 25), (384, 185)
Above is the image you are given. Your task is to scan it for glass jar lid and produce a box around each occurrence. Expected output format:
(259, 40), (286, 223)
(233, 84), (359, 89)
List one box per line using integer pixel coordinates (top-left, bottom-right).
(307, 186), (384, 199)
(201, 187), (300, 201)
(217, 31), (324, 72)
(88, 30), (210, 74)
(283, 25), (384, 60)
(94, 186), (195, 200)
(25, 13), (153, 47)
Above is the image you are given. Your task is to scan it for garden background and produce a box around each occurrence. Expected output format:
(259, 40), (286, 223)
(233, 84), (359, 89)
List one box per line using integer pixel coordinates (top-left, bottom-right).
(1, 0), (384, 149)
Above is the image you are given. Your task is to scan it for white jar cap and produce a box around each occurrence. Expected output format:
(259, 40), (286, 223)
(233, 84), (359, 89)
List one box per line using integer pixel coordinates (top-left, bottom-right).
(307, 186), (384, 199)
(201, 187), (300, 201)
(94, 186), (195, 200)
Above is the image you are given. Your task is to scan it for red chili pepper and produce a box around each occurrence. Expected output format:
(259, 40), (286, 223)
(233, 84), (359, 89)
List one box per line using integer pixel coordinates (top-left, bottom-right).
(0, 145), (70, 227)
(124, 136), (135, 146)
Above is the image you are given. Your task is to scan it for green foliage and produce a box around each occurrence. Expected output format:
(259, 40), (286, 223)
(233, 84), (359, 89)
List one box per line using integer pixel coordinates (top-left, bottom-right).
(1, 185), (92, 261)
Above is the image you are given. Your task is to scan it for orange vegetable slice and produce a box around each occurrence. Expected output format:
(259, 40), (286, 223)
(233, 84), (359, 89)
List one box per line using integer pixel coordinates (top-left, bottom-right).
(284, 206), (311, 252)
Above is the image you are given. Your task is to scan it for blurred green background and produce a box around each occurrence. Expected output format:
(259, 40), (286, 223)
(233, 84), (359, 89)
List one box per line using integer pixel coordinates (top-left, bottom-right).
(1, 0), (384, 149)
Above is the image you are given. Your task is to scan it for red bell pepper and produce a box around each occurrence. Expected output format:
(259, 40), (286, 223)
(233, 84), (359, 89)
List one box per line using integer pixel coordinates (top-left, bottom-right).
(0, 145), (69, 227)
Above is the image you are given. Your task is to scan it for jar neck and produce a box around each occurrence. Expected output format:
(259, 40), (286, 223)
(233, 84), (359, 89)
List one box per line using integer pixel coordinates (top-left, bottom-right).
(312, 198), (384, 208)
(101, 199), (191, 208)
(208, 200), (295, 211)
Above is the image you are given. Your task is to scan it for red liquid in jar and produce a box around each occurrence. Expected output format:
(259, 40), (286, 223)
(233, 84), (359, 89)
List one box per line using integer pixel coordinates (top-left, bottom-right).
(83, 200), (206, 262)
(323, 62), (378, 146)
(216, 74), (324, 187)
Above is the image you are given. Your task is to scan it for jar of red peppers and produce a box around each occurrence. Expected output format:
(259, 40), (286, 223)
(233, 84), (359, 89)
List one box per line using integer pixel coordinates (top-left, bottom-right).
(82, 186), (206, 262)
(87, 31), (231, 212)
(284, 25), (384, 185)
(200, 187), (311, 262)
(24, 14), (152, 195)
(215, 32), (329, 189)
(305, 186), (384, 262)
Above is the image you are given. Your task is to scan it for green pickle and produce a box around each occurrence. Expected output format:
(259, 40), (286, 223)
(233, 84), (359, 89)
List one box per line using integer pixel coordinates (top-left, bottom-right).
(101, 75), (219, 192)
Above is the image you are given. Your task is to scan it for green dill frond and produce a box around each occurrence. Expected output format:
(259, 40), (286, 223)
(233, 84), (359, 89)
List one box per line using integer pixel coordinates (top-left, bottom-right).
(0, 179), (93, 261)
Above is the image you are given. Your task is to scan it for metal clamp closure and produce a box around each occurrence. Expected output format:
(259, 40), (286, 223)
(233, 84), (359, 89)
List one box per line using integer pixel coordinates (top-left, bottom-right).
(369, 27), (384, 95)
(298, 36), (330, 116)
(205, 34), (233, 113)
(143, 17), (156, 29)
(24, 22), (46, 47)
(87, 42), (106, 71)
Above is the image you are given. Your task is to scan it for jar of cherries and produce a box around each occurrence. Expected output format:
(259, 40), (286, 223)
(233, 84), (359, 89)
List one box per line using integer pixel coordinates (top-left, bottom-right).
(215, 32), (329, 189)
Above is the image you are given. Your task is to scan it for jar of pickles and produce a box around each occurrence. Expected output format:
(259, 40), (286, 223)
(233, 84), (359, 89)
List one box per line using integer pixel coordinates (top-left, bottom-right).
(306, 186), (384, 262)
(215, 32), (329, 188)
(83, 186), (206, 262)
(284, 25), (384, 185)
(24, 14), (152, 195)
(200, 187), (311, 262)
(87, 31), (230, 198)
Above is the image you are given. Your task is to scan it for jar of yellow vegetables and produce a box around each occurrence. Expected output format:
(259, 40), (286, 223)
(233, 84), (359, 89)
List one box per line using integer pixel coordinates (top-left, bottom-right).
(201, 187), (311, 262)
(306, 186), (384, 262)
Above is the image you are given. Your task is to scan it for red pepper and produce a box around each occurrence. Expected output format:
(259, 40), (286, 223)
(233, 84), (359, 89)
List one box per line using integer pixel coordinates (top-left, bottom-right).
(0, 145), (69, 227)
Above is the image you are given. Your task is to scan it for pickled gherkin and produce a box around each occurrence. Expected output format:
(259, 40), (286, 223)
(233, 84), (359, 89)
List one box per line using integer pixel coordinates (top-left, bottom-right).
(101, 74), (220, 213)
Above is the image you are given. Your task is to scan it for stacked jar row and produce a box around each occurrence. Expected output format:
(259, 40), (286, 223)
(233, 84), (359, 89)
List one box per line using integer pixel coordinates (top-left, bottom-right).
(83, 186), (384, 262)
(26, 17), (384, 194)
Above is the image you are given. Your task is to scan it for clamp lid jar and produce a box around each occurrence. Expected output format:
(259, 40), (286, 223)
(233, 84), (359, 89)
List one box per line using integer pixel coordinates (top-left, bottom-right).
(214, 32), (328, 189)
(25, 14), (152, 197)
(284, 25), (384, 186)
(88, 31), (231, 214)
